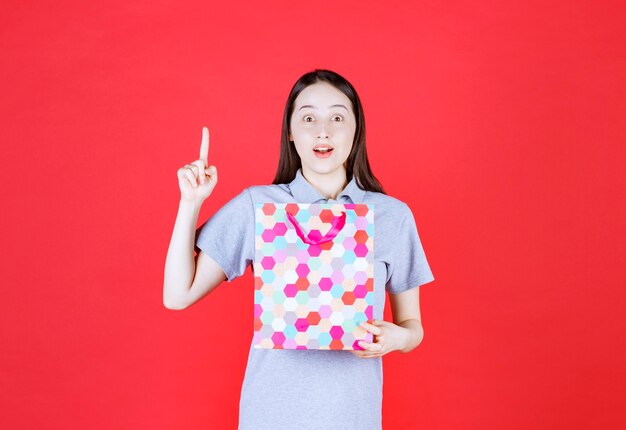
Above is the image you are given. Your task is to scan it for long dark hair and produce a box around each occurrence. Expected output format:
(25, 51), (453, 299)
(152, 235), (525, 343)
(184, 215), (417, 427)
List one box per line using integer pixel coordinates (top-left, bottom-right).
(272, 69), (386, 194)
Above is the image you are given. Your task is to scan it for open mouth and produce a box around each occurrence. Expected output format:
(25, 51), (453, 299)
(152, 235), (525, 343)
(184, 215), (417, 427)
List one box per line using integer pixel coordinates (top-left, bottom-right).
(313, 146), (334, 158)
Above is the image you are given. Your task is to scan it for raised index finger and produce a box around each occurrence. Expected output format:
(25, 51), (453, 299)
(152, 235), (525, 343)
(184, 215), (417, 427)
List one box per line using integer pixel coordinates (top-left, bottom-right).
(200, 126), (209, 164)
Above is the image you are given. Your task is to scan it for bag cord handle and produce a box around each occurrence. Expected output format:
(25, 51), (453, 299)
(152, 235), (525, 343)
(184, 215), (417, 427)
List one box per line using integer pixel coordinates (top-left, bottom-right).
(286, 210), (346, 245)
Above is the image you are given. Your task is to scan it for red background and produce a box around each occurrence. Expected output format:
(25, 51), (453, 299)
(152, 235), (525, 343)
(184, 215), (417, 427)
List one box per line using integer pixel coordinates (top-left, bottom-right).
(2, 0), (625, 428)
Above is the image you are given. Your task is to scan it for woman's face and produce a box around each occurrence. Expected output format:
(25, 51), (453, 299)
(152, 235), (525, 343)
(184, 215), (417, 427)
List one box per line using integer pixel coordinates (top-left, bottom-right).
(289, 82), (356, 177)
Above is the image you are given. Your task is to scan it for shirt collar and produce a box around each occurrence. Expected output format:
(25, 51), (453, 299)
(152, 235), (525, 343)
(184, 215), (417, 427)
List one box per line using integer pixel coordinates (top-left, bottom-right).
(288, 168), (366, 204)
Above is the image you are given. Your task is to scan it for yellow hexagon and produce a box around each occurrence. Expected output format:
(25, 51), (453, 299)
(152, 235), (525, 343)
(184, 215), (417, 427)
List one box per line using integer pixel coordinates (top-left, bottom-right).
(261, 215), (277, 229)
(295, 332), (309, 346)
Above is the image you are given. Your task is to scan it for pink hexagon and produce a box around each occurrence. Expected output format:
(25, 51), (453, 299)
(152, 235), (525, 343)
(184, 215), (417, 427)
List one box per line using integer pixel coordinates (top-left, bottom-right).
(283, 338), (297, 349)
(271, 332), (286, 345)
(273, 222), (288, 236)
(308, 244), (322, 257)
(330, 270), (345, 284)
(295, 318), (309, 332)
(365, 306), (373, 320)
(296, 250), (309, 263)
(342, 236), (357, 251)
(355, 216), (368, 229)
(319, 277), (333, 291)
(329, 325), (344, 340)
(284, 284), (298, 297)
(261, 256), (276, 270)
(354, 243), (369, 257)
(307, 229), (323, 243)
(273, 249), (287, 263)
(261, 229), (276, 242)
(295, 263), (310, 277)
(254, 304), (263, 317)
(354, 284), (367, 298)
(354, 271), (368, 284)
(318, 305), (332, 318)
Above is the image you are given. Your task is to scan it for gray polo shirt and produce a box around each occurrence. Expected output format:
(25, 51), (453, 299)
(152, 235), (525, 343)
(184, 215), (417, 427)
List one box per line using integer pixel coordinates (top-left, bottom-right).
(194, 168), (434, 430)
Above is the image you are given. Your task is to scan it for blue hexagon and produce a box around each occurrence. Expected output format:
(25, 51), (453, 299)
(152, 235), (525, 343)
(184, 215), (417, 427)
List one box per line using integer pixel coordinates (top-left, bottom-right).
(342, 319), (356, 333)
(254, 290), (263, 304)
(318, 332), (332, 347)
(296, 209), (311, 223)
(261, 242), (276, 256)
(295, 291), (310, 305)
(353, 312), (367, 325)
(260, 311), (274, 324)
(273, 290), (287, 304)
(273, 236), (288, 250)
(307, 257), (322, 271)
(342, 250), (357, 264)
(261, 270), (275, 284)
(283, 324), (297, 339)
(330, 284), (344, 298)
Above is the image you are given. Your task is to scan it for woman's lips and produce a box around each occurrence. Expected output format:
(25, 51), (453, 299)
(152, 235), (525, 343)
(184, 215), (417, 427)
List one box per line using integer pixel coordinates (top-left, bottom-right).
(313, 148), (334, 158)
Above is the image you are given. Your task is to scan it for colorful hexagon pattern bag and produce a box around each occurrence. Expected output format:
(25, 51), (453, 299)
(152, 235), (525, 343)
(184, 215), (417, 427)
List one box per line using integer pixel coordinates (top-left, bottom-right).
(253, 203), (375, 350)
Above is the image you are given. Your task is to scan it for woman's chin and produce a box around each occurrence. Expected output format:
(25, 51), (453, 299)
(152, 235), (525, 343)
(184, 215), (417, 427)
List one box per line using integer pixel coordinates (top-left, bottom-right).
(302, 161), (346, 176)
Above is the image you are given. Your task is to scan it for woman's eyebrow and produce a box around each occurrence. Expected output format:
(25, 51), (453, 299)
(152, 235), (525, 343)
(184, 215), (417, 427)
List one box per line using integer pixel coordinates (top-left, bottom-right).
(298, 104), (348, 111)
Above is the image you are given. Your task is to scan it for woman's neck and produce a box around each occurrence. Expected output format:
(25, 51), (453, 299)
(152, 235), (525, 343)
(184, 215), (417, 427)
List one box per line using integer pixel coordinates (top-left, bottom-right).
(301, 166), (348, 200)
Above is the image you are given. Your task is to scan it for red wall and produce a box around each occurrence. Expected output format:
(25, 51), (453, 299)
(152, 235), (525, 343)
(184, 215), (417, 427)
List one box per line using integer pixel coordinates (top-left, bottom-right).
(2, 1), (625, 428)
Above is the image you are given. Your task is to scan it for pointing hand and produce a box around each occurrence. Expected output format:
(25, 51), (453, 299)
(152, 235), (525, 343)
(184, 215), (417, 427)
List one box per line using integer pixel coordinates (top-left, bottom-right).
(177, 127), (218, 202)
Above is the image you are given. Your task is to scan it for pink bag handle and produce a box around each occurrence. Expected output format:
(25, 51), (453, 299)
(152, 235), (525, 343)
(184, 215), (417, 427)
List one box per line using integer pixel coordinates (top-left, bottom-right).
(286, 210), (346, 245)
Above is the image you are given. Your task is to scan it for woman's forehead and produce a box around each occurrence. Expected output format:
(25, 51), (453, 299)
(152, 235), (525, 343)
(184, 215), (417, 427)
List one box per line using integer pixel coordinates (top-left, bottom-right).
(295, 82), (351, 107)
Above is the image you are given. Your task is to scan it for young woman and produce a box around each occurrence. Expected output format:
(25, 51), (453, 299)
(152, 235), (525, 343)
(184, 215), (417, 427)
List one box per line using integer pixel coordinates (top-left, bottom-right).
(163, 69), (435, 429)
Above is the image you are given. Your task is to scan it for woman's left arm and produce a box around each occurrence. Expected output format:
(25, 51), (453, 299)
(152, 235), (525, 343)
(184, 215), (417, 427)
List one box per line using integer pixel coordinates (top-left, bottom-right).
(351, 287), (424, 358)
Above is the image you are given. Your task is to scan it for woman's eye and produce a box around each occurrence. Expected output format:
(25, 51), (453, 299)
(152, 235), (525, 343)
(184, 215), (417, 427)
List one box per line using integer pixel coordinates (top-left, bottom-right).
(332, 115), (343, 121)
(303, 116), (313, 122)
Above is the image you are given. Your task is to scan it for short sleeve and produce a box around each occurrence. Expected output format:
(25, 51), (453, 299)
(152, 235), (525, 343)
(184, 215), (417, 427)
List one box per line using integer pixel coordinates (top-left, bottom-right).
(385, 203), (435, 294)
(194, 188), (254, 282)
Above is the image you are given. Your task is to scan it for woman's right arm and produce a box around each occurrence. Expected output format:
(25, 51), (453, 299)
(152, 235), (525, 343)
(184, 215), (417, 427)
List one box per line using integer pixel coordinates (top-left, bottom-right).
(163, 127), (225, 310)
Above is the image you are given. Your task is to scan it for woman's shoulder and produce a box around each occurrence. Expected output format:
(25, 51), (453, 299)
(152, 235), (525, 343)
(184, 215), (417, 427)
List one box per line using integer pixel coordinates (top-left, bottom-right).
(363, 190), (410, 213)
(245, 183), (292, 203)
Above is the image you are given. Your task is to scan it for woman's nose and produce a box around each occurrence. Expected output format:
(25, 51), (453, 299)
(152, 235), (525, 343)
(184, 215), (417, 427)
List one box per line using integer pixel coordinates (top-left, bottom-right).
(317, 123), (329, 139)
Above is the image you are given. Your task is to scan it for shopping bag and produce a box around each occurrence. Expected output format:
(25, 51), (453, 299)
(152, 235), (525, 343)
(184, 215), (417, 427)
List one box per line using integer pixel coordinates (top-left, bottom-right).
(253, 202), (375, 350)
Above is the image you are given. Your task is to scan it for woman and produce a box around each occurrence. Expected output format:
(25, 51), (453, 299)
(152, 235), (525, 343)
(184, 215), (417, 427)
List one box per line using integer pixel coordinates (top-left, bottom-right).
(163, 69), (435, 429)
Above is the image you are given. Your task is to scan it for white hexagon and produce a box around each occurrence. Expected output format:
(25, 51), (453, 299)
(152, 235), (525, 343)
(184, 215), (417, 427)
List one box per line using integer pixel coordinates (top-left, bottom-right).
(307, 298), (320, 310)
(284, 269), (298, 283)
(343, 306), (356, 320)
(271, 318), (286, 331)
(342, 224), (357, 237)
(341, 264), (357, 279)
(284, 297), (298, 311)
(329, 312), (345, 325)
(284, 229), (299, 243)
(318, 291), (333, 305)
(353, 257), (369, 271)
